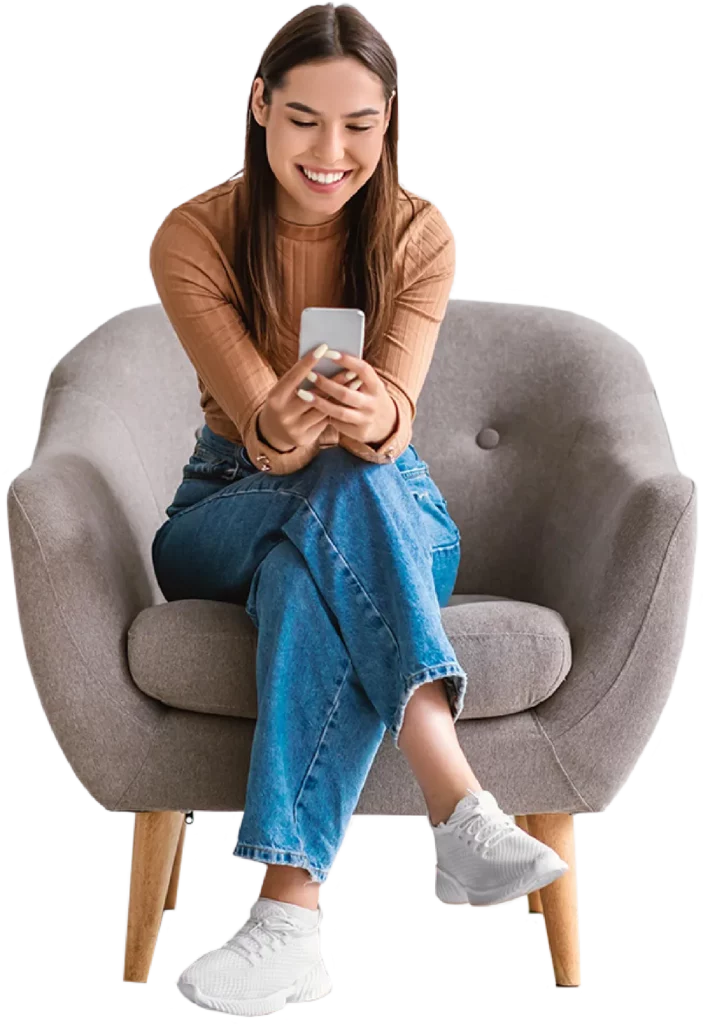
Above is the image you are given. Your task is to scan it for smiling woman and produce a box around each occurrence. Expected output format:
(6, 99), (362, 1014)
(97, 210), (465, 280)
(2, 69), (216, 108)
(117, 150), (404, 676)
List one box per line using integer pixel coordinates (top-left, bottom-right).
(146, 0), (464, 478)
(147, 6), (508, 1015)
(149, 38), (456, 475)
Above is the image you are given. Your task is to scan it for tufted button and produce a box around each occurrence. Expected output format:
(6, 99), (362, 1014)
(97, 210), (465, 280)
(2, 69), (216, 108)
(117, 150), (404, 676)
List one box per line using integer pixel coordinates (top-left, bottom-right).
(476, 427), (500, 450)
(255, 453), (272, 471)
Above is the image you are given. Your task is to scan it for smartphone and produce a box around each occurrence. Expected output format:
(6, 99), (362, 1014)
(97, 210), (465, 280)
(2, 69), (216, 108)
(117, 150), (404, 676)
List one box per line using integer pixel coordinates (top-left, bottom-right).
(298, 307), (365, 392)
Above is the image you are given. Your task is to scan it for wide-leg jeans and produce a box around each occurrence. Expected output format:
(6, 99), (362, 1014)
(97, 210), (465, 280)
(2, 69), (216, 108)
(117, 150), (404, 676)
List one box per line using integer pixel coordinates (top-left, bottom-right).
(151, 423), (467, 883)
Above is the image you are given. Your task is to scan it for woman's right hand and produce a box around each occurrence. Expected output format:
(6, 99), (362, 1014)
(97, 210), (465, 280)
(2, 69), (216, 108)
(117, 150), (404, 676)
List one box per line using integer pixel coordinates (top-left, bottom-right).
(257, 343), (342, 451)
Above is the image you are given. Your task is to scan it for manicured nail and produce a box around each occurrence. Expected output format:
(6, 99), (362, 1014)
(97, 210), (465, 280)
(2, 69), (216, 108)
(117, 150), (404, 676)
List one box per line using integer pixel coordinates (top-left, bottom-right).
(313, 343), (329, 359)
(348, 379), (363, 391)
(343, 370), (356, 380)
(306, 371), (318, 382)
(326, 349), (342, 360)
(297, 388), (315, 402)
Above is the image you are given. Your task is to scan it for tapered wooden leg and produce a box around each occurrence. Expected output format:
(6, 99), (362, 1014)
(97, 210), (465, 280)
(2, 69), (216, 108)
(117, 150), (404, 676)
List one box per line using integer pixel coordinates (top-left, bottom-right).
(164, 817), (187, 911)
(525, 812), (580, 987)
(124, 811), (186, 983)
(515, 815), (543, 913)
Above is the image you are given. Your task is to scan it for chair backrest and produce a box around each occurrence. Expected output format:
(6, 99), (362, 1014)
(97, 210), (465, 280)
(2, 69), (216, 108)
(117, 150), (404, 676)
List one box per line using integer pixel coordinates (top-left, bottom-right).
(415, 298), (676, 599)
(34, 299), (676, 598)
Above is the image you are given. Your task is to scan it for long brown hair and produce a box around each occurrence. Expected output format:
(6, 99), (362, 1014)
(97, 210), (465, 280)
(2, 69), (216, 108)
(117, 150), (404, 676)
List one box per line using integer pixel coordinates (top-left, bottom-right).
(227, 2), (417, 374)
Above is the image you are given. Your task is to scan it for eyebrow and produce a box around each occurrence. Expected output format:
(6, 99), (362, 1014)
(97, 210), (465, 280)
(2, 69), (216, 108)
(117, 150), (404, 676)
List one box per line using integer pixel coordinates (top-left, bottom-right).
(285, 101), (381, 118)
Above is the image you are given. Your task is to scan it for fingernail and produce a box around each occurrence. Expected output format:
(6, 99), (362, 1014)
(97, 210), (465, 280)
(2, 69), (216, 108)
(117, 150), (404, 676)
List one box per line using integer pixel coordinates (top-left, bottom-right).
(343, 370), (356, 380)
(306, 371), (318, 382)
(348, 379), (363, 391)
(326, 349), (342, 360)
(297, 388), (315, 402)
(313, 343), (329, 359)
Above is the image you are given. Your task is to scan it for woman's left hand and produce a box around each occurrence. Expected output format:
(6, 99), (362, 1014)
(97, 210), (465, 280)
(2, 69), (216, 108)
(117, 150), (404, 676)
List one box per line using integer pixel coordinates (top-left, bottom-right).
(304, 352), (397, 444)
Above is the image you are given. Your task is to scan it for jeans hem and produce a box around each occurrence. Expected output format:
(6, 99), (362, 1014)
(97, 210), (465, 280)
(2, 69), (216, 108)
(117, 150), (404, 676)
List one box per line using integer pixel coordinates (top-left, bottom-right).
(391, 662), (468, 749)
(233, 842), (329, 884)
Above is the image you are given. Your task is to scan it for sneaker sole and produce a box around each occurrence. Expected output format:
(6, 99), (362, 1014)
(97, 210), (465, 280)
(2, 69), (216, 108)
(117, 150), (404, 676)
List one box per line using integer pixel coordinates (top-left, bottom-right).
(177, 959), (333, 1016)
(436, 855), (569, 907)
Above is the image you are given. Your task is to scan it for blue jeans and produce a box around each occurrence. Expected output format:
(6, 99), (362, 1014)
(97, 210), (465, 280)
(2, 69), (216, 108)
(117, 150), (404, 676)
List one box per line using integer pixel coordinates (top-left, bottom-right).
(151, 423), (467, 884)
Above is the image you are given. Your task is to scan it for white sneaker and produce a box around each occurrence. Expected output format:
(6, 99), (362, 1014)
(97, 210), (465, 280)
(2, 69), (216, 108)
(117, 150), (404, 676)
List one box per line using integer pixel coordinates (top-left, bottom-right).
(176, 896), (332, 1016)
(430, 787), (569, 907)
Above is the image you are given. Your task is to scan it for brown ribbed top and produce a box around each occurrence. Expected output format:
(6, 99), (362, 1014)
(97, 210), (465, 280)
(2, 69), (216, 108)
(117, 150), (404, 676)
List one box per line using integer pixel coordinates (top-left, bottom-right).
(149, 175), (455, 474)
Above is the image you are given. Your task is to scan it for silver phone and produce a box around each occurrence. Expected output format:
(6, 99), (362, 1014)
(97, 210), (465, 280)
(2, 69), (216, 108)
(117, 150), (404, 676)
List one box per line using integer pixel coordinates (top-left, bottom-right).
(298, 307), (365, 392)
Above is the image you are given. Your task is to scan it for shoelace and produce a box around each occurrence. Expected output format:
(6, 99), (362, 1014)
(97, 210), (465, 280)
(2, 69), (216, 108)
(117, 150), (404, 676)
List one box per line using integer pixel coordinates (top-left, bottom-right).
(452, 793), (517, 849)
(224, 914), (300, 966)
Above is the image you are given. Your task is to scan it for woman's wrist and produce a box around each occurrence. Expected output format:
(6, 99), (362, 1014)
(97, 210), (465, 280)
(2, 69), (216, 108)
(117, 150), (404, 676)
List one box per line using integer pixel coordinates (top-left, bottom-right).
(256, 407), (295, 453)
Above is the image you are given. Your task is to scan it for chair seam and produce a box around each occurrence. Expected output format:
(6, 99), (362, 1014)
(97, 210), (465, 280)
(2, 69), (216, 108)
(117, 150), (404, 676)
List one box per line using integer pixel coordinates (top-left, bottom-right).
(538, 480), (696, 743)
(528, 709), (596, 811)
(43, 385), (163, 522)
(10, 481), (155, 734)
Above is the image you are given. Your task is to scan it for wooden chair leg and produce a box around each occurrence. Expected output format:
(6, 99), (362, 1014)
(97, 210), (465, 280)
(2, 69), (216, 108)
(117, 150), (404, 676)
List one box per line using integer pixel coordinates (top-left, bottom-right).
(124, 811), (186, 983)
(525, 811), (580, 987)
(164, 817), (187, 911)
(515, 815), (543, 913)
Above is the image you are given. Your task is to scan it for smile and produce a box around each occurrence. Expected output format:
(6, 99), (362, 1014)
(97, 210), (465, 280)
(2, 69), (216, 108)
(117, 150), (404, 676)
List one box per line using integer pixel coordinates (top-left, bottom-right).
(296, 165), (353, 192)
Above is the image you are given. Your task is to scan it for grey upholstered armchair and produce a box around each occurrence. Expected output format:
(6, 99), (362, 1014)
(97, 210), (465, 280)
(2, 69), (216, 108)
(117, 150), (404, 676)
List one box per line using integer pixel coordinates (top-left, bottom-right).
(7, 298), (696, 988)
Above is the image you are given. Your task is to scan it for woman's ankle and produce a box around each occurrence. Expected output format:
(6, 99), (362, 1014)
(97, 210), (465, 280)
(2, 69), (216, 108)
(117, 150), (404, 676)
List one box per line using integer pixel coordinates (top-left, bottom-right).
(259, 865), (321, 910)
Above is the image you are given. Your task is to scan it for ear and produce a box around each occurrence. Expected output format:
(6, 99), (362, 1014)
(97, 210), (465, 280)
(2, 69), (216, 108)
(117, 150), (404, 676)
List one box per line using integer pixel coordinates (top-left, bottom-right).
(384, 89), (395, 132)
(251, 76), (268, 128)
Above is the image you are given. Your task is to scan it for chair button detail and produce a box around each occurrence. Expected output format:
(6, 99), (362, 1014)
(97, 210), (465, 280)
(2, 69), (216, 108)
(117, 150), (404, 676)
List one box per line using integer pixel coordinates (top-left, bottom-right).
(256, 453), (271, 471)
(476, 427), (500, 450)
(384, 445), (395, 460)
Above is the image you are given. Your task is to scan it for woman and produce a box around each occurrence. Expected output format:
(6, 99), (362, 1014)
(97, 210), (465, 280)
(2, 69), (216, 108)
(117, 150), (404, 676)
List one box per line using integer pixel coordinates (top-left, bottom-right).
(149, 3), (568, 1015)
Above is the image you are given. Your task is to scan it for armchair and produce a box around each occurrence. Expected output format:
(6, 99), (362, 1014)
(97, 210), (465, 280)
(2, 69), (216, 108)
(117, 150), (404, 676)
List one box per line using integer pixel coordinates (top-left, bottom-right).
(7, 299), (696, 987)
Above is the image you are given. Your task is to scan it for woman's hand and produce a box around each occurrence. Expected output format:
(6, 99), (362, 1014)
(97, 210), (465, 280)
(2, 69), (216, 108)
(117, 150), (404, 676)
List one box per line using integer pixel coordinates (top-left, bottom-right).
(257, 344), (337, 451)
(302, 352), (397, 445)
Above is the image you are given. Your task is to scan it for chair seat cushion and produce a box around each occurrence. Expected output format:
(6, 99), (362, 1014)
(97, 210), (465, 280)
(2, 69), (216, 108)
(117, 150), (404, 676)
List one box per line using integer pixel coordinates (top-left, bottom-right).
(127, 595), (572, 721)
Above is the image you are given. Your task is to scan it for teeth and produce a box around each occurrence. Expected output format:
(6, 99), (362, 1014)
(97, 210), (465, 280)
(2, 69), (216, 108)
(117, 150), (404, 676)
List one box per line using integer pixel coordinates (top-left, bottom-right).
(301, 166), (346, 184)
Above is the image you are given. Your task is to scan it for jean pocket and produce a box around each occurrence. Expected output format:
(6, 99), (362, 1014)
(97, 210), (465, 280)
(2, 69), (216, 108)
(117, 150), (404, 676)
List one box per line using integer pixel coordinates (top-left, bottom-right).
(402, 466), (461, 551)
(182, 439), (244, 483)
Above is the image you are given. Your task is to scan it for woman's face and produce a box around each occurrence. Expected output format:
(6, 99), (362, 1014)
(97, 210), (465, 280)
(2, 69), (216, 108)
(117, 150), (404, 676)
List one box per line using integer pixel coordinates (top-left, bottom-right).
(251, 57), (393, 225)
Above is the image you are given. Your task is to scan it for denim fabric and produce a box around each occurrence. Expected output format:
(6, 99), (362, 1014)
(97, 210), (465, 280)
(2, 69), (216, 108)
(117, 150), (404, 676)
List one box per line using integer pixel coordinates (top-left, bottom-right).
(151, 423), (467, 883)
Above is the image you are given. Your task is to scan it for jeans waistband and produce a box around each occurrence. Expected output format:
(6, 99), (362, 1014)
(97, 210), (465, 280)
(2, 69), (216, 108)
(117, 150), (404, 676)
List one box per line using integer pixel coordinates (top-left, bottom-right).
(201, 423), (250, 457)
(200, 422), (423, 471)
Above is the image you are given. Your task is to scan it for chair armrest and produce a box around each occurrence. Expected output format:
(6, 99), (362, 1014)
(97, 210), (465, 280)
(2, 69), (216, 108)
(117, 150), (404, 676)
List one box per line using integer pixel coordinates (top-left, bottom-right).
(7, 451), (166, 811)
(530, 394), (697, 806)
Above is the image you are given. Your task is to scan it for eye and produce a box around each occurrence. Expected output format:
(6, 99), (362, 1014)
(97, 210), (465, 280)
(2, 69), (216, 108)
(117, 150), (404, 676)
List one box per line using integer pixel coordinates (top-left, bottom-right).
(290, 119), (372, 132)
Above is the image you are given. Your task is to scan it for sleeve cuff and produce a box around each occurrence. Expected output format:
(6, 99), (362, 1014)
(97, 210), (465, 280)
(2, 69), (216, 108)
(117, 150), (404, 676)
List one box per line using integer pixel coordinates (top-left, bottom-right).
(337, 388), (413, 464)
(241, 404), (321, 475)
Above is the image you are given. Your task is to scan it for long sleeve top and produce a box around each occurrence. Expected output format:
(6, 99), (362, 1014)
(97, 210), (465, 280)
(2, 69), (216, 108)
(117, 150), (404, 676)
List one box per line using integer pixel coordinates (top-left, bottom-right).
(149, 175), (455, 475)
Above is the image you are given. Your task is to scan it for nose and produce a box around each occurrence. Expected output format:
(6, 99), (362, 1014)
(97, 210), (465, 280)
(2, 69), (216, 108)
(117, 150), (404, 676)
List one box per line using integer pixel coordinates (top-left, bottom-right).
(311, 125), (349, 167)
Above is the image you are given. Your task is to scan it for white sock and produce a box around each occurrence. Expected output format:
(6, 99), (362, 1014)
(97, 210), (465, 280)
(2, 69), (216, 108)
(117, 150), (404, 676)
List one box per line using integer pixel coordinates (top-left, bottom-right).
(255, 896), (320, 925)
